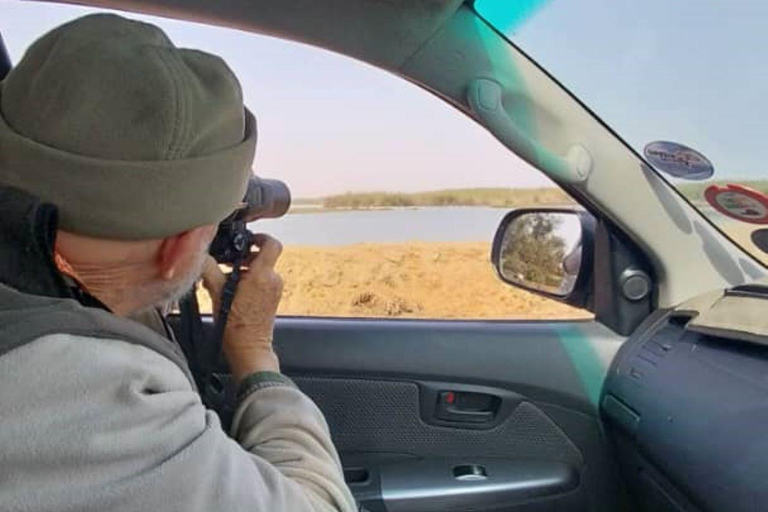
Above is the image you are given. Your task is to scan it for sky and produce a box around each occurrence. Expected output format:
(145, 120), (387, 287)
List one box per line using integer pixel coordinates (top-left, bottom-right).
(476, 0), (768, 183)
(4, 1), (764, 200)
(1, 0), (553, 198)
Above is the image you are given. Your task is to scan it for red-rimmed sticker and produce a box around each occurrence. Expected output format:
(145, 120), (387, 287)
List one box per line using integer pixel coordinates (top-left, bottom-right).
(704, 184), (768, 224)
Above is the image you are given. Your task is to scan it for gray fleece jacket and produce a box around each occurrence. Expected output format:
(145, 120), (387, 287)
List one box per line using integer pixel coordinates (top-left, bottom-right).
(0, 332), (357, 512)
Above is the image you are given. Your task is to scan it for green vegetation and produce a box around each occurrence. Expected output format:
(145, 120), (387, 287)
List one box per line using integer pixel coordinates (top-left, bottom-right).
(320, 188), (574, 209)
(500, 213), (567, 293)
(290, 180), (768, 212)
(293, 180), (768, 210)
(291, 197), (322, 206)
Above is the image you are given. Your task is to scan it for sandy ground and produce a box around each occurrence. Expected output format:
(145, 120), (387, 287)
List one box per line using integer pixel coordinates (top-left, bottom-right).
(194, 224), (768, 319)
(197, 241), (589, 320)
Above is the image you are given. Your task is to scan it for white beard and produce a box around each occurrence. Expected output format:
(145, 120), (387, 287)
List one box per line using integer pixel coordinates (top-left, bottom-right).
(144, 244), (210, 312)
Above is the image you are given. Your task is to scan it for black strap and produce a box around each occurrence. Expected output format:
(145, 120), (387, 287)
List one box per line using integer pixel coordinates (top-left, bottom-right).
(177, 292), (207, 394)
(177, 255), (246, 427)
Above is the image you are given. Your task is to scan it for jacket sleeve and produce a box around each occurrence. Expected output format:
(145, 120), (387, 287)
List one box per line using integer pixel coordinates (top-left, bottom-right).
(0, 334), (356, 512)
(230, 372), (357, 512)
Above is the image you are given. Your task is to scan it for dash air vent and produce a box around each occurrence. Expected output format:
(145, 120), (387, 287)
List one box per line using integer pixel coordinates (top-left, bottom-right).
(628, 320), (685, 383)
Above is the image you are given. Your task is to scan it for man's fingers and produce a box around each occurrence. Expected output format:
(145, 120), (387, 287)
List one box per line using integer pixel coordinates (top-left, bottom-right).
(200, 255), (226, 297)
(250, 234), (283, 270)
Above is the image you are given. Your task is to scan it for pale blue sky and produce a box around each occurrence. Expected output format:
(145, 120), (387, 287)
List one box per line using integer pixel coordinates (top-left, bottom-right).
(478, 0), (768, 182)
(1, 0), (552, 198)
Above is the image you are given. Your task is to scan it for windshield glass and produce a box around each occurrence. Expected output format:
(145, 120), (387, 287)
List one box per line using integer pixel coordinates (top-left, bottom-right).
(475, 0), (768, 265)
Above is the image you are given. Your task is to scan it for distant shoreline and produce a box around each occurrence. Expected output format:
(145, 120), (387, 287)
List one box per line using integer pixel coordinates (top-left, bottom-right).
(292, 187), (574, 211)
(289, 182), (768, 213)
(287, 203), (577, 215)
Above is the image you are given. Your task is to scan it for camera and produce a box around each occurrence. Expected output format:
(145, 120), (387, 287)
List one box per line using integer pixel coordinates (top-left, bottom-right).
(208, 177), (291, 264)
(180, 175), (290, 421)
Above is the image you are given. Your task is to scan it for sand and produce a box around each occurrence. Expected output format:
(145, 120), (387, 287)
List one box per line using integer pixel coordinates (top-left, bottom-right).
(194, 224), (768, 320)
(196, 241), (589, 320)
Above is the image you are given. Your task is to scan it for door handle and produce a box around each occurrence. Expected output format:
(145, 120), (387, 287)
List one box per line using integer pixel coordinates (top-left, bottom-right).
(435, 391), (500, 424)
(419, 382), (523, 430)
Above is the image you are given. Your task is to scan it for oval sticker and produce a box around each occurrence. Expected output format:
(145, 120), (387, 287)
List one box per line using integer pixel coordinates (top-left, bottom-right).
(704, 184), (768, 224)
(644, 141), (714, 180)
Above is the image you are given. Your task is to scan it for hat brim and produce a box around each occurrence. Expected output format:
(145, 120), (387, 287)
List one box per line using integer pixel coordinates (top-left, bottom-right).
(0, 91), (257, 240)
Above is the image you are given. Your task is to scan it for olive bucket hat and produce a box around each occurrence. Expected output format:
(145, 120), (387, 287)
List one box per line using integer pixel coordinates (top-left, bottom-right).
(0, 13), (257, 239)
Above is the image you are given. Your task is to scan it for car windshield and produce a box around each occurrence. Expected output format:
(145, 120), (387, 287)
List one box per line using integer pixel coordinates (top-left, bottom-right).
(475, 0), (768, 266)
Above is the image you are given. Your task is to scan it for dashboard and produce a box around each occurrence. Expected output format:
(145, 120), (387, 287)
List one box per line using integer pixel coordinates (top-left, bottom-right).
(602, 309), (768, 512)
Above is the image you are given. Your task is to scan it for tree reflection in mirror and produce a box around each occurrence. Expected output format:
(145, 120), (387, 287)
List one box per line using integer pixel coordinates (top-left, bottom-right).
(499, 212), (583, 296)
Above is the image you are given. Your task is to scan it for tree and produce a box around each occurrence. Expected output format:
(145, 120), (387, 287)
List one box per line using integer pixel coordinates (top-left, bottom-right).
(500, 213), (567, 292)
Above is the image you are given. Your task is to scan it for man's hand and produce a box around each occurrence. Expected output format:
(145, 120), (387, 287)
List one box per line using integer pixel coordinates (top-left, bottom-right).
(201, 234), (283, 383)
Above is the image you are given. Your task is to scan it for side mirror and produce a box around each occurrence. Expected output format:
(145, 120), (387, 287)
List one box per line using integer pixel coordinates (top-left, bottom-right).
(491, 208), (594, 307)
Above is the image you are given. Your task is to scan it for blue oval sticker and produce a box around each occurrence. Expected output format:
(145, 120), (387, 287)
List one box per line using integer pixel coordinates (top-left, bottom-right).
(644, 141), (714, 180)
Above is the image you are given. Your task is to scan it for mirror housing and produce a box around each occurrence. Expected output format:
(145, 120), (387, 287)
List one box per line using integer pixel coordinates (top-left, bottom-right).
(491, 208), (595, 309)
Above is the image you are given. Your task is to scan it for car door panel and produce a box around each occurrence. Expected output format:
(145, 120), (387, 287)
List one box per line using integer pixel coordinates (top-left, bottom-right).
(296, 376), (584, 511)
(172, 316), (631, 512)
(276, 318), (621, 415)
(276, 318), (628, 512)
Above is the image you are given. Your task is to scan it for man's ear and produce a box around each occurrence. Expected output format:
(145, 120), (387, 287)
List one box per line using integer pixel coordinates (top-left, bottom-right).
(157, 225), (215, 281)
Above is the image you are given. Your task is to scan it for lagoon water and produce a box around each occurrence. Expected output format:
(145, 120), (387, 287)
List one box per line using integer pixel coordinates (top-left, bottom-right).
(252, 205), (735, 249)
(252, 207), (511, 246)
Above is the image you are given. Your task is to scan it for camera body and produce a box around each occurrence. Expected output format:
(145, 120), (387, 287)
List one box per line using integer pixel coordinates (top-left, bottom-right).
(209, 177), (291, 264)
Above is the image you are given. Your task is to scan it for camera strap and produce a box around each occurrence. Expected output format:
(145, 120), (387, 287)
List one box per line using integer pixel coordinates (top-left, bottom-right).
(212, 264), (243, 354)
(178, 256), (246, 429)
(177, 291), (207, 393)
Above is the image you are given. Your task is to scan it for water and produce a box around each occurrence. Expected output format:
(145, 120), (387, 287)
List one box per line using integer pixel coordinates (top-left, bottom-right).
(252, 204), (741, 253)
(252, 207), (511, 246)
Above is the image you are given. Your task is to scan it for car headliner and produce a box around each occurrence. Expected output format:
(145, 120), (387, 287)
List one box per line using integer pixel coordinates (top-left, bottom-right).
(55, 0), (465, 72)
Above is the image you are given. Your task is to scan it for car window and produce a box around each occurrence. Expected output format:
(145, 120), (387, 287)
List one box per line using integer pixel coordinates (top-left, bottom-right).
(475, 0), (768, 267)
(3, 1), (591, 320)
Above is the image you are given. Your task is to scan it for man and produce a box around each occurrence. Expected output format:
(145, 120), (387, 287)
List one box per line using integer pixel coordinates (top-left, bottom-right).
(0, 13), (355, 512)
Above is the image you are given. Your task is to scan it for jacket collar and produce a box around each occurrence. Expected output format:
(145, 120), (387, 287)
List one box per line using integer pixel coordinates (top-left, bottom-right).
(0, 185), (108, 310)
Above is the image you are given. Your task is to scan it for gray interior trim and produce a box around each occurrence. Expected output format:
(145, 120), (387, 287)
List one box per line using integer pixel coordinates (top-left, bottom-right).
(293, 376), (584, 466)
(380, 458), (579, 512)
(272, 317), (623, 415)
(52, 0), (465, 70)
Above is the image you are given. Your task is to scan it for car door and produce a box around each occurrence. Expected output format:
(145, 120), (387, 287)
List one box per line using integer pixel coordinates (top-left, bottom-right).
(271, 316), (632, 512)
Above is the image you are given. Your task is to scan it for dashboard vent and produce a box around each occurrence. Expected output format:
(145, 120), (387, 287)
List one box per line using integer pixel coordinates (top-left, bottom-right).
(628, 319), (685, 383)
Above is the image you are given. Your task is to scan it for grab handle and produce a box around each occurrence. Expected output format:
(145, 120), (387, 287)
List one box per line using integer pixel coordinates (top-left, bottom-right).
(467, 78), (591, 184)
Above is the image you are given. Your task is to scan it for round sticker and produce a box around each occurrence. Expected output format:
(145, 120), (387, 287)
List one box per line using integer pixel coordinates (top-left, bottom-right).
(644, 141), (714, 180)
(704, 184), (768, 224)
(751, 228), (768, 254)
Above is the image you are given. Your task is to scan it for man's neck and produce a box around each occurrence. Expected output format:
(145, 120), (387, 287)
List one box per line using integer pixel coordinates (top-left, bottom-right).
(54, 251), (156, 316)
